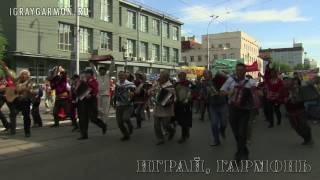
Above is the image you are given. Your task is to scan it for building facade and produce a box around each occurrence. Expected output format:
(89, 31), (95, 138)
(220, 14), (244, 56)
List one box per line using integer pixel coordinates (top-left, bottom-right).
(259, 43), (305, 67)
(181, 31), (263, 77)
(0, 0), (182, 81)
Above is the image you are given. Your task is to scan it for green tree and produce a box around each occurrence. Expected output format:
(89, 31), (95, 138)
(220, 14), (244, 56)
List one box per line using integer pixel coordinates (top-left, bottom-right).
(271, 61), (293, 73)
(0, 33), (8, 60)
(294, 63), (305, 70)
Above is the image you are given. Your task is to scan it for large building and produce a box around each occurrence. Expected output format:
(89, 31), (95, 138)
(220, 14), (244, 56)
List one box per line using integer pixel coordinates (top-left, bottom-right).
(181, 31), (263, 76)
(259, 43), (305, 67)
(0, 0), (183, 81)
(304, 58), (318, 69)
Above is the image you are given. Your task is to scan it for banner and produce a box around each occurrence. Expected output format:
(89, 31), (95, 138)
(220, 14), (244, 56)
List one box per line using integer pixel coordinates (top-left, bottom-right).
(245, 61), (259, 72)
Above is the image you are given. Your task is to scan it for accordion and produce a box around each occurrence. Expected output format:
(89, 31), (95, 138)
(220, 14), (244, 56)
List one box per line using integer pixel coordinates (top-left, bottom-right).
(230, 86), (261, 110)
(76, 81), (91, 101)
(156, 87), (174, 107)
(47, 66), (59, 81)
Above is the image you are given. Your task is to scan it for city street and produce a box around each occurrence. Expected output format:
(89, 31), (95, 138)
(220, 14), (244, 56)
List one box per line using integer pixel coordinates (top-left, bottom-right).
(0, 104), (319, 180)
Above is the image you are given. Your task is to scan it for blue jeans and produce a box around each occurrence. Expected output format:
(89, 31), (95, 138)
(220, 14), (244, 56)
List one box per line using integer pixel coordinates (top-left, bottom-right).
(207, 104), (228, 143)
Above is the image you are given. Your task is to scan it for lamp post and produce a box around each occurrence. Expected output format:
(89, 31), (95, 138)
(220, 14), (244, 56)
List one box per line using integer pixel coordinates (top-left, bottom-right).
(207, 15), (219, 70)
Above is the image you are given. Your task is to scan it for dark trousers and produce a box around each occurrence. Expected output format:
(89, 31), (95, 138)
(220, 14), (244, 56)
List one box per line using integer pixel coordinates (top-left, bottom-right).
(77, 96), (106, 138)
(116, 105), (134, 137)
(181, 126), (190, 139)
(53, 98), (68, 125)
(266, 101), (282, 126)
(288, 110), (312, 142)
(0, 95), (9, 129)
(8, 98), (32, 135)
(31, 100), (42, 126)
(70, 102), (78, 128)
(229, 105), (250, 160)
(134, 103), (145, 128)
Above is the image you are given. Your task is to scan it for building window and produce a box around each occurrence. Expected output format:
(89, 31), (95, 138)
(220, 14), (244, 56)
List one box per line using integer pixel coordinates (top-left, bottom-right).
(140, 15), (148, 32)
(152, 19), (160, 36)
(162, 46), (169, 62)
(182, 56), (187, 63)
(222, 54), (227, 59)
(151, 44), (160, 61)
(58, 23), (73, 51)
(127, 10), (136, 29)
(119, 7), (122, 26)
(229, 53), (234, 59)
(162, 22), (169, 39)
(127, 39), (136, 57)
(100, 31), (112, 50)
(173, 48), (179, 63)
(79, 0), (92, 17)
(226, 43), (231, 48)
(190, 56), (194, 62)
(218, 44), (223, 48)
(58, 0), (71, 8)
(101, 0), (112, 22)
(211, 44), (215, 49)
(172, 26), (179, 41)
(139, 42), (148, 60)
(198, 55), (202, 62)
(213, 54), (218, 60)
(79, 27), (92, 53)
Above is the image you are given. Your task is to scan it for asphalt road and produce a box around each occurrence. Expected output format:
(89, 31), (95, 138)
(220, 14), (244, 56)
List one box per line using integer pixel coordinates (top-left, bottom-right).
(0, 105), (319, 180)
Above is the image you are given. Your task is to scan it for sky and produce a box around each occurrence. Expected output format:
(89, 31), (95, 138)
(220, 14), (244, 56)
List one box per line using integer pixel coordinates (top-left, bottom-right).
(135, 0), (320, 61)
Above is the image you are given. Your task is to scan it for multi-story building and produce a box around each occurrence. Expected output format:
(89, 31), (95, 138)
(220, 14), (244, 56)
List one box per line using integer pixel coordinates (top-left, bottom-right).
(259, 43), (305, 67)
(181, 31), (263, 77)
(304, 58), (318, 69)
(0, 0), (182, 81)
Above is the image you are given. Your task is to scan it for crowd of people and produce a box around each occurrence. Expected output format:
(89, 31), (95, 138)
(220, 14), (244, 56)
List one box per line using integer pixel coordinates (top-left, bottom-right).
(0, 58), (318, 163)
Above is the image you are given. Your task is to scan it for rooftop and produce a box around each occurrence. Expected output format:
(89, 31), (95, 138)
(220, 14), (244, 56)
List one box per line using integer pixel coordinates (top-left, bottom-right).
(260, 46), (304, 52)
(120, 0), (183, 25)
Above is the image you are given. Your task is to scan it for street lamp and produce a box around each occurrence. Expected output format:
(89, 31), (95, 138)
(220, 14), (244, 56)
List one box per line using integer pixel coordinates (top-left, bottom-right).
(207, 15), (219, 70)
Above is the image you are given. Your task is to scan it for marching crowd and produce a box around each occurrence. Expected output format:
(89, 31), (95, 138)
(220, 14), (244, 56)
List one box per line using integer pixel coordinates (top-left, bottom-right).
(0, 58), (318, 162)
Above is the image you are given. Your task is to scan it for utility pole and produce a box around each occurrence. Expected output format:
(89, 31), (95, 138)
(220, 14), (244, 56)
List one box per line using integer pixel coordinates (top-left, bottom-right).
(75, 0), (80, 74)
(207, 15), (219, 70)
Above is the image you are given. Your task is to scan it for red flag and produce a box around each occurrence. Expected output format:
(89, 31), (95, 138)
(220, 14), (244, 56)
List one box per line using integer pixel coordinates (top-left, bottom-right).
(245, 61), (259, 72)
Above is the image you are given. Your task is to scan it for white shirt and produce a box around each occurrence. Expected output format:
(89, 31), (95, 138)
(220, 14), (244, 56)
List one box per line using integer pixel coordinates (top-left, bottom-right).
(97, 74), (110, 96)
(220, 76), (257, 92)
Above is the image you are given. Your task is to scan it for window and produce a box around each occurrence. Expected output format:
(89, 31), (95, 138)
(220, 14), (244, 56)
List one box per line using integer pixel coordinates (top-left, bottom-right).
(127, 10), (136, 29)
(79, 27), (92, 53)
(162, 46), (169, 62)
(139, 42), (148, 60)
(58, 0), (71, 8)
(173, 48), (179, 62)
(218, 44), (223, 48)
(226, 43), (231, 48)
(182, 56), (187, 63)
(151, 44), (160, 61)
(101, 0), (112, 22)
(211, 44), (215, 49)
(222, 54), (227, 59)
(79, 0), (91, 17)
(140, 15), (148, 32)
(127, 39), (136, 57)
(100, 31), (112, 50)
(198, 55), (202, 62)
(152, 19), (160, 36)
(58, 23), (73, 51)
(172, 26), (179, 41)
(119, 7), (122, 26)
(162, 22), (169, 39)
(190, 56), (194, 62)
(213, 54), (218, 59)
(229, 53), (234, 59)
